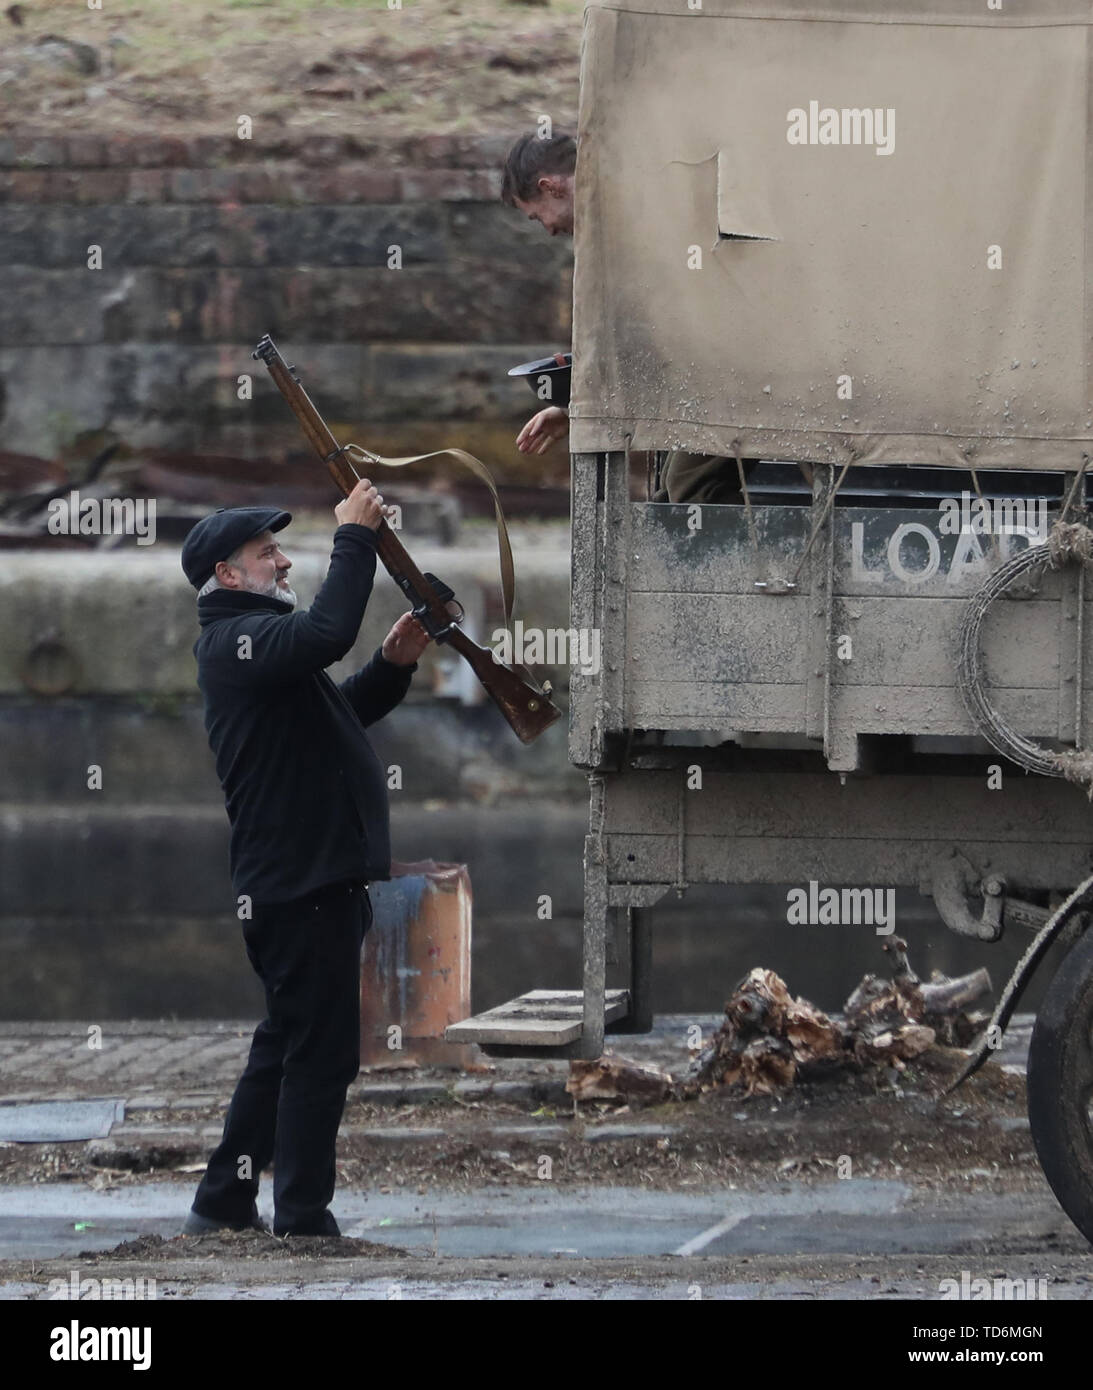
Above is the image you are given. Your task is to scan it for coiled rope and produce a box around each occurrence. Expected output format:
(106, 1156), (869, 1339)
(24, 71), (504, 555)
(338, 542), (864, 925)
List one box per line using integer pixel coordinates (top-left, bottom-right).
(956, 519), (1093, 792)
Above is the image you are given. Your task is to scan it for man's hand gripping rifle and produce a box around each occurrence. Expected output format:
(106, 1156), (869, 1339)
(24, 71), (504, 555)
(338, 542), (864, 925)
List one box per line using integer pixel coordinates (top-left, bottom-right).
(252, 335), (562, 744)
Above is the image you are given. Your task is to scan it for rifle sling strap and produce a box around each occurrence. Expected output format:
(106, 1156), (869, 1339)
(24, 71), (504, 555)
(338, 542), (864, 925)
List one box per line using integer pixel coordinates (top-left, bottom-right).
(340, 443), (518, 632)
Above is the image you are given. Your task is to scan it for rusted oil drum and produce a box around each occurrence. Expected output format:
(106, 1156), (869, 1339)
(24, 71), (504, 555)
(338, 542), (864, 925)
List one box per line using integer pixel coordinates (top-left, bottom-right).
(360, 860), (474, 1067)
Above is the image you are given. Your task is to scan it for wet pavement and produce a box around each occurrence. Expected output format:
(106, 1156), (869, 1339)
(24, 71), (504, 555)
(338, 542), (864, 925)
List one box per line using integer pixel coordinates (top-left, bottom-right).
(0, 1177), (1090, 1299)
(0, 1013), (1087, 1300)
(0, 1176), (1073, 1261)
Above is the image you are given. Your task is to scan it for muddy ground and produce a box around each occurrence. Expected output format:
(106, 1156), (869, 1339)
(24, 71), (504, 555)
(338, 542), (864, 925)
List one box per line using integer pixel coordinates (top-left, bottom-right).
(0, 1048), (1044, 1202)
(3, 1039), (1090, 1295)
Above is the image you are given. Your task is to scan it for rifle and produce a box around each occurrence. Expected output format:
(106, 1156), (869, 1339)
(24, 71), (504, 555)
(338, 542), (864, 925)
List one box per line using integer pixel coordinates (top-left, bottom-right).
(252, 335), (562, 744)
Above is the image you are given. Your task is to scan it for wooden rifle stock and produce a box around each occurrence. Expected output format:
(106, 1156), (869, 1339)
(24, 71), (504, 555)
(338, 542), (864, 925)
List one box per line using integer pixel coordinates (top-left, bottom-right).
(252, 335), (562, 744)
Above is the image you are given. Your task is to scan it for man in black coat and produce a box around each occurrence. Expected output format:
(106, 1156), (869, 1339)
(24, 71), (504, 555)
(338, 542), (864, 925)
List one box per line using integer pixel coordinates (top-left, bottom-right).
(178, 479), (429, 1237)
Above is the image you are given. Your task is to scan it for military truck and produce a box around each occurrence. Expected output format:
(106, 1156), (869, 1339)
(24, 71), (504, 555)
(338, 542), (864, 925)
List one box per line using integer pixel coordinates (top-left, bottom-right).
(450, 0), (1093, 1243)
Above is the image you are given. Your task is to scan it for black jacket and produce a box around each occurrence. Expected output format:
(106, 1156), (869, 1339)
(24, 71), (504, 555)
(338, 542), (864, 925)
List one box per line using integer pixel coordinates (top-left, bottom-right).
(194, 523), (414, 905)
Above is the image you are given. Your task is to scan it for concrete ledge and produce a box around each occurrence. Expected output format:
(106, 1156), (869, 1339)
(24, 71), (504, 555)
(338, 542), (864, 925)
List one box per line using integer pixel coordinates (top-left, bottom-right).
(0, 542), (572, 698)
(0, 701), (583, 803)
(485, 1124), (570, 1143)
(354, 1082), (450, 1107)
(584, 1125), (678, 1143)
(0, 802), (586, 914)
(0, 802), (587, 1018)
(352, 1128), (448, 1143)
(350, 1078), (571, 1107)
(452, 1079), (569, 1105)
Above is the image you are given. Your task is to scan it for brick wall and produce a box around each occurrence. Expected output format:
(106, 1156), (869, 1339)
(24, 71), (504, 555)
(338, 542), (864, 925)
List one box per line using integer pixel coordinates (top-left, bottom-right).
(0, 131), (573, 467)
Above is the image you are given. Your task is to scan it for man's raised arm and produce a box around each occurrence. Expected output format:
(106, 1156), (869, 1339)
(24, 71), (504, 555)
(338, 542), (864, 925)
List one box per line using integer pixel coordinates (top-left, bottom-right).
(212, 480), (388, 685)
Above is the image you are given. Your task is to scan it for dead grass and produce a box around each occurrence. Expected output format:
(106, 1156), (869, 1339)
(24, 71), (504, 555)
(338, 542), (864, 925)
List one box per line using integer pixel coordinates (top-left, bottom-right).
(2, 0), (582, 138)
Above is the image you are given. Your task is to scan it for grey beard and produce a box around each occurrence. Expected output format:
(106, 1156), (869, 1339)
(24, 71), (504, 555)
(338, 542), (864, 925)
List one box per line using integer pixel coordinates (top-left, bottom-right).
(244, 572), (297, 606)
(196, 572), (297, 605)
(265, 577), (298, 606)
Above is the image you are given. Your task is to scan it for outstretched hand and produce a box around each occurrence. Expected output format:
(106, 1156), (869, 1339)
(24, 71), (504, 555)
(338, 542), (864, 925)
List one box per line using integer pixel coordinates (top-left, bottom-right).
(382, 612), (430, 667)
(516, 405), (569, 456)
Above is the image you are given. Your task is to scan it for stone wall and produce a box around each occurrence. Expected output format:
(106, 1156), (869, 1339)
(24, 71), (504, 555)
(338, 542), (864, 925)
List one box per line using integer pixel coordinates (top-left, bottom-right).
(0, 132), (574, 466)
(0, 132), (584, 1018)
(0, 542), (588, 1021)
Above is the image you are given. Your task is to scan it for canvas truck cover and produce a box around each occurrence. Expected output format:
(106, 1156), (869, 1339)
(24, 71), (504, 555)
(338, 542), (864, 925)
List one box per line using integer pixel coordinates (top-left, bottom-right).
(570, 0), (1093, 470)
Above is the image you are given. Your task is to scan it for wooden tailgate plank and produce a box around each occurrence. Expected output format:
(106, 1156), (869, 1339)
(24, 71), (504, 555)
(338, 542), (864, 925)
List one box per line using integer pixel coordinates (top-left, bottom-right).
(445, 1015), (583, 1045)
(445, 989), (630, 1047)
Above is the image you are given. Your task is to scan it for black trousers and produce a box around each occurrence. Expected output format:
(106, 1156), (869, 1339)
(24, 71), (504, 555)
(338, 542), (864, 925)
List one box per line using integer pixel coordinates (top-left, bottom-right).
(190, 878), (371, 1236)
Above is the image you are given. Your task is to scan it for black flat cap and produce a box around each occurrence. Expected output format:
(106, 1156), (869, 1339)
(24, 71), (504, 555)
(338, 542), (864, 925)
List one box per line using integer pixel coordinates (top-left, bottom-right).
(181, 506), (292, 589)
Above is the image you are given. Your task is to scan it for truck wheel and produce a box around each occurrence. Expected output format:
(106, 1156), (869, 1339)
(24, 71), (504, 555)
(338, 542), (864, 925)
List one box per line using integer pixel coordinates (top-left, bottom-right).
(1027, 925), (1093, 1245)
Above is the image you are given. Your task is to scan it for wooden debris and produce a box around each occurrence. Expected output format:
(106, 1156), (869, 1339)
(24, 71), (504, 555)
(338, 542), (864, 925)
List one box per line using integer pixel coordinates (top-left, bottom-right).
(679, 968), (843, 1098)
(566, 1051), (672, 1104)
(843, 940), (992, 1053)
(673, 941), (992, 1099)
(919, 968), (991, 1015)
(567, 942), (993, 1104)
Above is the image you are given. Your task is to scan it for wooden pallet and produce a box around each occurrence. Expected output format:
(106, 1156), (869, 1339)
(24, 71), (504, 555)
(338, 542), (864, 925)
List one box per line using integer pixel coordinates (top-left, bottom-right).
(444, 989), (630, 1047)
